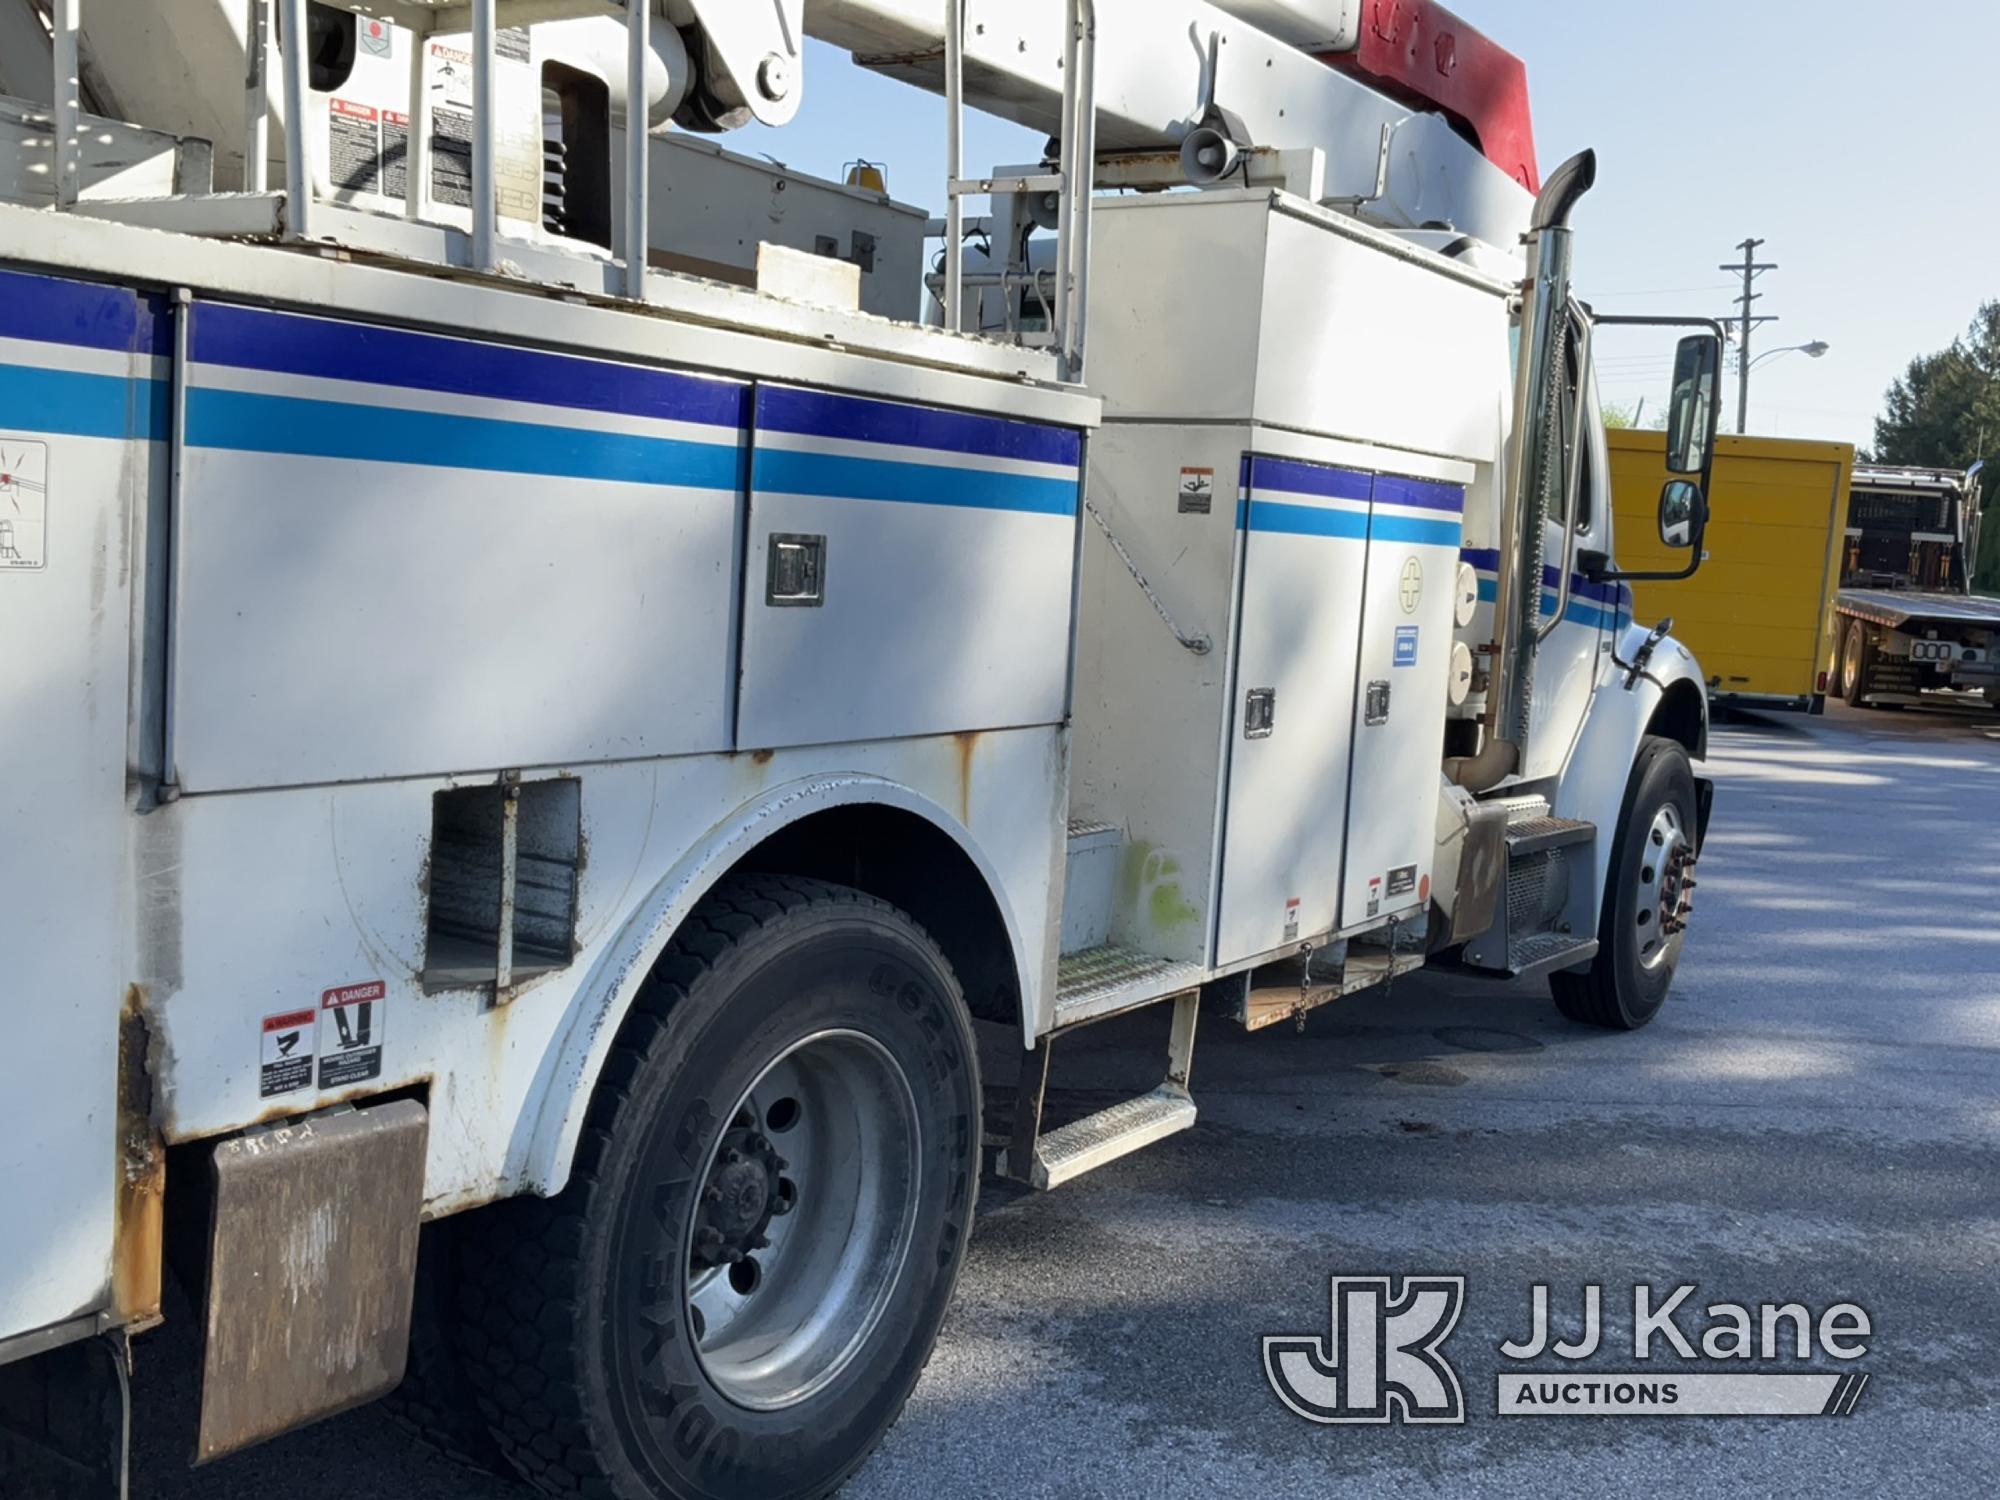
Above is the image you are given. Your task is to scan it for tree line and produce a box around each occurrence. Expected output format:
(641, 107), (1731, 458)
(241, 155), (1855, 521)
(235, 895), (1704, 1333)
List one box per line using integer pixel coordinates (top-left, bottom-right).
(1871, 302), (1999, 593)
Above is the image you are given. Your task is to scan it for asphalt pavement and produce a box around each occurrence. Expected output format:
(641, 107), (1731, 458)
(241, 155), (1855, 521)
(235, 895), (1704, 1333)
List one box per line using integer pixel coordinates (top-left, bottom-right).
(135, 700), (2000, 1499)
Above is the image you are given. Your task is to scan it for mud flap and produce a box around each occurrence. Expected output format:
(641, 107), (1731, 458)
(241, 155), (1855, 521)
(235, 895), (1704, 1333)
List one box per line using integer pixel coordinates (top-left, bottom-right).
(197, 1100), (428, 1462)
(1693, 776), (1716, 853)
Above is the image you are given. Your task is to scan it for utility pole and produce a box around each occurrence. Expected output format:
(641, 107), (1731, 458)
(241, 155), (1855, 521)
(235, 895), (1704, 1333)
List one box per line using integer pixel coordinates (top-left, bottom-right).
(1721, 238), (1779, 434)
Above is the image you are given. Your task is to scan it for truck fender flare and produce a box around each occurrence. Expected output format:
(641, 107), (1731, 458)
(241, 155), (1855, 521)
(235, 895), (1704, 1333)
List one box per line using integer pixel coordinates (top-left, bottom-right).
(1553, 625), (1711, 913)
(517, 772), (1031, 1196)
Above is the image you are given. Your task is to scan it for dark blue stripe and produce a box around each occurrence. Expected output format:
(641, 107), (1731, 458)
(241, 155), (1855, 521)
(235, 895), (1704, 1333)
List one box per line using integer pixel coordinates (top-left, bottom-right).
(1246, 456), (1372, 504)
(0, 269), (166, 355)
(186, 388), (749, 489)
(1242, 499), (1370, 539)
(1459, 548), (1623, 606)
(1370, 513), (1463, 548)
(0, 361), (169, 440)
(192, 302), (750, 431)
(1472, 577), (1630, 631)
(756, 386), (1081, 469)
(1373, 475), (1466, 515)
(752, 448), (1076, 517)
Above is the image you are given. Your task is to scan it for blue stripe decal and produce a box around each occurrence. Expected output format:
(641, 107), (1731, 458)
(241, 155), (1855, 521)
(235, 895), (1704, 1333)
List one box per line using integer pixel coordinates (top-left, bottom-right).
(1370, 513), (1464, 548)
(753, 448), (1077, 517)
(186, 388), (749, 489)
(1373, 475), (1466, 515)
(1471, 577), (1629, 631)
(0, 361), (169, 441)
(1245, 457), (1372, 504)
(1460, 548), (1625, 606)
(758, 385), (1080, 470)
(0, 270), (167, 355)
(192, 302), (750, 431)
(1241, 499), (1371, 539)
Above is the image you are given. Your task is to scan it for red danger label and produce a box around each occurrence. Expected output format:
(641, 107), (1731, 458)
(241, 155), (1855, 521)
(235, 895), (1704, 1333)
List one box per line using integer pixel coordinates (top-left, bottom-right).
(263, 1008), (316, 1034)
(324, 980), (387, 1008)
(331, 98), (379, 122)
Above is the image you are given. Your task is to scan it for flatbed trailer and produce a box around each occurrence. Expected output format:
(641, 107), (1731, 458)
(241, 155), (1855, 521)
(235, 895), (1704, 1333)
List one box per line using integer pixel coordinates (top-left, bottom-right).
(1832, 463), (1998, 708)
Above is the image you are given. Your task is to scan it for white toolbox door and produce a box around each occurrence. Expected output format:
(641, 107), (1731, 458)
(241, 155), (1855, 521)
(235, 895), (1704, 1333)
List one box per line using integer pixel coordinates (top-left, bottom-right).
(1341, 474), (1466, 926)
(1214, 456), (1371, 967)
(0, 269), (161, 1340)
(738, 385), (1082, 749)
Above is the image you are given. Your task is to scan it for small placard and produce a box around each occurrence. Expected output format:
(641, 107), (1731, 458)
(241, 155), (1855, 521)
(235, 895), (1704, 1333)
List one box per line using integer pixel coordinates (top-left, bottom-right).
(1178, 466), (1215, 514)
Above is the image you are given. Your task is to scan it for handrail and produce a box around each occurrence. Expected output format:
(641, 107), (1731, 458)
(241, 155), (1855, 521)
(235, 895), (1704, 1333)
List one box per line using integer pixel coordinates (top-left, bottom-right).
(1537, 310), (1592, 645)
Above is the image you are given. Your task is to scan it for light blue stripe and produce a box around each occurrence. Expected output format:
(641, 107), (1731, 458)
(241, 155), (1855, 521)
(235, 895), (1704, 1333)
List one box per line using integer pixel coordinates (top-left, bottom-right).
(0, 361), (168, 441)
(1369, 514), (1464, 548)
(1241, 498), (1371, 539)
(186, 388), (748, 490)
(753, 448), (1077, 517)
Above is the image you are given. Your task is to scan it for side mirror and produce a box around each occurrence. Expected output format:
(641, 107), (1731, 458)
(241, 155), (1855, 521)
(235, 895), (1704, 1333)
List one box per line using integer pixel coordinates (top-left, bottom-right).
(1658, 479), (1701, 550)
(1665, 333), (1722, 474)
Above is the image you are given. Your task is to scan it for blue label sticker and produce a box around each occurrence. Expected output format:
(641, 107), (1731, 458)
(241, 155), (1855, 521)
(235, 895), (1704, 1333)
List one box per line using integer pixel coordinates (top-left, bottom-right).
(1394, 625), (1420, 668)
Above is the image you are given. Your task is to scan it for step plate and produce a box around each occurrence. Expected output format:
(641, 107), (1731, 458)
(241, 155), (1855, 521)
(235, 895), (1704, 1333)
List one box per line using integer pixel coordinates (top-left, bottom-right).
(1027, 1087), (1197, 1190)
(1055, 945), (1204, 1027)
(1507, 931), (1599, 981)
(1504, 815), (1595, 858)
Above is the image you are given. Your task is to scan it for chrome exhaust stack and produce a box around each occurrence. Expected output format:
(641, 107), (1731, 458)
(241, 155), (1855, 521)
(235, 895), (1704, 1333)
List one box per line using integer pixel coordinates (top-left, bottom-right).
(1448, 147), (1596, 792)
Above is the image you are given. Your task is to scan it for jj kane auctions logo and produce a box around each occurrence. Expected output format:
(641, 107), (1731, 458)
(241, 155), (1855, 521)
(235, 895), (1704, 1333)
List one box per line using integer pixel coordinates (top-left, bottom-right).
(1265, 1278), (1872, 1422)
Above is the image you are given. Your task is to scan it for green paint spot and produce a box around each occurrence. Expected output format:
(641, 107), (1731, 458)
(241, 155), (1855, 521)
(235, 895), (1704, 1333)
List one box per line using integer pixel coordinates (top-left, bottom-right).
(1149, 879), (1201, 933)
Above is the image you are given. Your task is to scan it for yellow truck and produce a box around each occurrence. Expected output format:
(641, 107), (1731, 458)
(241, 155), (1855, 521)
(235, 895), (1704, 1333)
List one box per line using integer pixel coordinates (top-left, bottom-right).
(1610, 430), (1855, 712)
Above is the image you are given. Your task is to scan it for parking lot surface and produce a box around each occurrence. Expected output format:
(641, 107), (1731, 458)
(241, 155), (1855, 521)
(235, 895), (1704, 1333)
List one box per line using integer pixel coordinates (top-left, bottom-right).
(137, 702), (2000, 1499)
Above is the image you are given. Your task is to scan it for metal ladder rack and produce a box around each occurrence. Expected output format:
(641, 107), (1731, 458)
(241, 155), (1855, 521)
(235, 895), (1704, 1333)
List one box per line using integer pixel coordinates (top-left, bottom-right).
(46, 0), (1099, 378)
(940, 0), (1096, 380)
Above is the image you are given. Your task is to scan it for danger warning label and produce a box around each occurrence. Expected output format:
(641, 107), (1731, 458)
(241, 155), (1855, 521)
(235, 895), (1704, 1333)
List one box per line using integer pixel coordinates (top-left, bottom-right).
(318, 981), (386, 1090)
(260, 1009), (317, 1098)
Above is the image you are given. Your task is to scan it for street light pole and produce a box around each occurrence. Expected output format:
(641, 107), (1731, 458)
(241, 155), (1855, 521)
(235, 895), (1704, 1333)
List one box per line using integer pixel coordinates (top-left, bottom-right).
(1722, 237), (1778, 433)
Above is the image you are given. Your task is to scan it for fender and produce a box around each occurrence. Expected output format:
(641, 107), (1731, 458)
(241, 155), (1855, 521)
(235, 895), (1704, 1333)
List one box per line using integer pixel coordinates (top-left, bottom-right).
(1552, 624), (1711, 917)
(516, 772), (1033, 1196)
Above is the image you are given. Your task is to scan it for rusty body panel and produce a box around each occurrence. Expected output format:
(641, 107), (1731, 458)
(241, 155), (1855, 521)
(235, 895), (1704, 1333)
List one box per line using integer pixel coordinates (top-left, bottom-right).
(196, 1101), (428, 1462)
(112, 991), (165, 1331)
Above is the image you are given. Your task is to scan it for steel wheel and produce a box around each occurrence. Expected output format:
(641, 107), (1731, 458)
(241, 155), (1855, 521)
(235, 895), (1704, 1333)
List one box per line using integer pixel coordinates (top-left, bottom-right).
(1633, 801), (1692, 973)
(682, 1030), (921, 1412)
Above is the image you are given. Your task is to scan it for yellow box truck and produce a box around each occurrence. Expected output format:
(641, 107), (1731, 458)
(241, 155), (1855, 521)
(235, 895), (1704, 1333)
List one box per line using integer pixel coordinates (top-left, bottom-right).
(1610, 430), (1855, 712)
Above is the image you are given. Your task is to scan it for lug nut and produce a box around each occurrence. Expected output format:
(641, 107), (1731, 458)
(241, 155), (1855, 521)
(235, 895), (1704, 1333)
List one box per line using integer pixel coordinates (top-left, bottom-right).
(703, 1185), (722, 1203)
(749, 1234), (770, 1250)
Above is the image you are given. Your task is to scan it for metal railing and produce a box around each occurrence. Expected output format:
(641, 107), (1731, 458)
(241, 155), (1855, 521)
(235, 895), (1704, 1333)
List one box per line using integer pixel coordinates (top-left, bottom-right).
(941, 0), (1097, 381)
(48, 0), (1096, 363)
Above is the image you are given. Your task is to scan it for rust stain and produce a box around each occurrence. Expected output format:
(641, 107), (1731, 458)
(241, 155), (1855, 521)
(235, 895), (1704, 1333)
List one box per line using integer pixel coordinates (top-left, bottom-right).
(114, 987), (166, 1329)
(952, 731), (981, 826)
(751, 748), (776, 766)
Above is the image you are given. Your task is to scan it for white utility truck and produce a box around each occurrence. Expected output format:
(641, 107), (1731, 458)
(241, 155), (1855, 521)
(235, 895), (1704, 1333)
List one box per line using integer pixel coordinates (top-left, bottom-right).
(0, 2), (1724, 1495)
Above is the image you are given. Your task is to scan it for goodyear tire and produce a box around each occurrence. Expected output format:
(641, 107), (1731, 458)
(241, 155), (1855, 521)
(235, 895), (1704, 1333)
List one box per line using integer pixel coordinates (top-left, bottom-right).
(457, 875), (980, 1500)
(1550, 737), (1698, 1030)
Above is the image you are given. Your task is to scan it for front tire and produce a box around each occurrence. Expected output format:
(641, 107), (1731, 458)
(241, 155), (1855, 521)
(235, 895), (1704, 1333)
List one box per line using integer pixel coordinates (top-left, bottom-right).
(1551, 737), (1699, 1030)
(457, 875), (980, 1500)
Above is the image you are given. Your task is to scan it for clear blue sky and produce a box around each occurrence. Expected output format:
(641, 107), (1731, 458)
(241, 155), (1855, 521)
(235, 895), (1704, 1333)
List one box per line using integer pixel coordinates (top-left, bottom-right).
(740, 1), (1997, 452)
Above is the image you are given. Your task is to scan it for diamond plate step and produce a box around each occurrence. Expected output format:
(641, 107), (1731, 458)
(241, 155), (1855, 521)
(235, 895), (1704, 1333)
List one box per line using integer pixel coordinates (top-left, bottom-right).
(1009, 1087), (1197, 1191)
(1055, 944), (1204, 1026)
(1505, 815), (1595, 858)
(1505, 931), (1598, 980)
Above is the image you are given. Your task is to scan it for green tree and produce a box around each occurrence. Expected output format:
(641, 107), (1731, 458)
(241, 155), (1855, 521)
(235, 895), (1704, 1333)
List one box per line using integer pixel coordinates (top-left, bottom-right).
(1872, 302), (2000, 593)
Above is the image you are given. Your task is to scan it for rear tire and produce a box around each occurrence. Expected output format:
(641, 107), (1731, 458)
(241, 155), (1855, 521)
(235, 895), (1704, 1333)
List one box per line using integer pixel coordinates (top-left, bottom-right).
(1551, 737), (1698, 1031)
(1839, 618), (1875, 707)
(456, 875), (980, 1500)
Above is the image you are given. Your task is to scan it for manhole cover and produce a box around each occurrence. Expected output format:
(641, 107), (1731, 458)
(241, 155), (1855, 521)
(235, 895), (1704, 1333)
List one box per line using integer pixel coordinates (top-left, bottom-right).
(1433, 1026), (1544, 1054)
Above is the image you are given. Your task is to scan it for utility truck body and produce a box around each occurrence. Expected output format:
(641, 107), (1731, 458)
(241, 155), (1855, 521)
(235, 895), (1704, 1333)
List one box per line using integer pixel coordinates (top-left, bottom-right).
(0, 2), (1724, 1495)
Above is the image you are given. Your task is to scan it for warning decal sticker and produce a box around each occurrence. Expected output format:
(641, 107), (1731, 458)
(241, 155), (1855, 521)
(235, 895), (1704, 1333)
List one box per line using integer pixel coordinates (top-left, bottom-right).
(318, 980), (387, 1090)
(1394, 625), (1420, 668)
(0, 438), (49, 572)
(260, 1009), (317, 1098)
(1387, 863), (1418, 899)
(1179, 466), (1215, 515)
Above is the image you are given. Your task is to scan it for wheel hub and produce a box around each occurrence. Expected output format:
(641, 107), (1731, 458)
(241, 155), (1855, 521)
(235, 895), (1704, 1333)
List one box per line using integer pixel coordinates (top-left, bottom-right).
(692, 1128), (789, 1267)
(1634, 803), (1696, 970)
